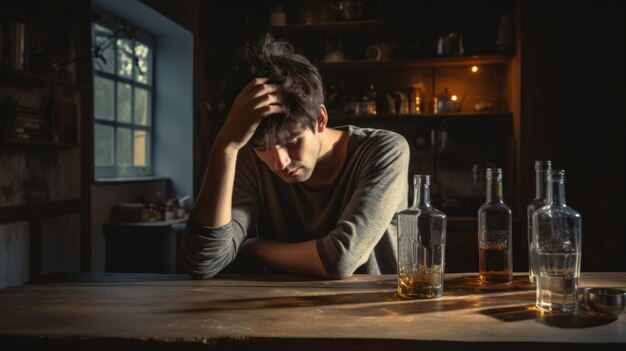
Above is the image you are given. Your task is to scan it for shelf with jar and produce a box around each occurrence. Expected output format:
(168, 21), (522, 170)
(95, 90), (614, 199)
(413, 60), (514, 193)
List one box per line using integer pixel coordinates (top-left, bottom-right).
(0, 85), (81, 147)
(1, 9), (86, 85)
(268, 0), (516, 116)
(0, 68), (90, 92)
(315, 54), (512, 70)
(330, 111), (512, 123)
(0, 39), (83, 148)
(323, 62), (511, 118)
(268, 0), (516, 59)
(1, 11), (85, 149)
(267, 1), (516, 119)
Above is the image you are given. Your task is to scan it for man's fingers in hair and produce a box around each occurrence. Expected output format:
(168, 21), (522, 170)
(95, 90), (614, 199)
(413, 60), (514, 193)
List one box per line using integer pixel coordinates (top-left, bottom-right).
(239, 78), (269, 97)
(251, 92), (281, 111)
(259, 103), (284, 117)
(247, 77), (270, 89)
(250, 83), (279, 99)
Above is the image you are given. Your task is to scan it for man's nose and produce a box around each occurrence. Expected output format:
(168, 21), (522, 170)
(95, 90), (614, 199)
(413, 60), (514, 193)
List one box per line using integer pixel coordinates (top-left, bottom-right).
(272, 147), (291, 171)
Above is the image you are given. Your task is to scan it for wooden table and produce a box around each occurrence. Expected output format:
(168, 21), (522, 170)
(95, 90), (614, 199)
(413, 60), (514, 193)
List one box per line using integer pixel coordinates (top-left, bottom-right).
(0, 272), (624, 350)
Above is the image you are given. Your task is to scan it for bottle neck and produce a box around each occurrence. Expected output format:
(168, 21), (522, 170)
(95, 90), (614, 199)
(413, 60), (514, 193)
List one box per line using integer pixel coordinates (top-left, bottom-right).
(412, 175), (430, 208)
(534, 161), (552, 199)
(546, 179), (566, 205)
(412, 181), (431, 208)
(535, 170), (547, 199)
(486, 177), (503, 202)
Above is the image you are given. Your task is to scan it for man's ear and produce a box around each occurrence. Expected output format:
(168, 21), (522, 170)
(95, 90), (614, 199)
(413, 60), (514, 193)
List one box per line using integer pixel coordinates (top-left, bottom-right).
(317, 104), (328, 133)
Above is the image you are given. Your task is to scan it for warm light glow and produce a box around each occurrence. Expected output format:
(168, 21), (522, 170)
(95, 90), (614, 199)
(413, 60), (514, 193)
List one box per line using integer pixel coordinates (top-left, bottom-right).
(471, 65), (479, 73)
(451, 95), (458, 101)
(134, 130), (146, 166)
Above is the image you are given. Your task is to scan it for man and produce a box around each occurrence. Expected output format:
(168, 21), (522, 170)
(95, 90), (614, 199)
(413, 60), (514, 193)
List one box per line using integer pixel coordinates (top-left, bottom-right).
(181, 34), (409, 279)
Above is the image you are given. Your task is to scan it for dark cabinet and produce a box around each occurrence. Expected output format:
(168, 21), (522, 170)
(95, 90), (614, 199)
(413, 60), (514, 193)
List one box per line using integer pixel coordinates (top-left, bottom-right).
(104, 219), (187, 274)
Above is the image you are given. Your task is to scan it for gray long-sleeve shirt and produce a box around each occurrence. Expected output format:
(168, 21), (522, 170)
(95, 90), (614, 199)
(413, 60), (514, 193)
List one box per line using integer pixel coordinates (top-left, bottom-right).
(181, 125), (409, 279)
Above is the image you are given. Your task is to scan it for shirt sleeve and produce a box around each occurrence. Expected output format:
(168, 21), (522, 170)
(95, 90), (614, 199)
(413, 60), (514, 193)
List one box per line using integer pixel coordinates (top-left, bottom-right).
(316, 132), (409, 278)
(180, 148), (261, 279)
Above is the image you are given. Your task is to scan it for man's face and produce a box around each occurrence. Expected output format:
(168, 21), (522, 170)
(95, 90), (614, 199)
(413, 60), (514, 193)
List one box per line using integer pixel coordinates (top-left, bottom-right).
(252, 125), (322, 184)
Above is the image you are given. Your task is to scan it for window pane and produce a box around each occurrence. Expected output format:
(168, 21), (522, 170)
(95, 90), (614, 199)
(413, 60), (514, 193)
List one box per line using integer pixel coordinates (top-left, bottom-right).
(94, 77), (114, 121)
(134, 42), (151, 84)
(94, 124), (114, 166)
(93, 25), (115, 74)
(117, 38), (133, 79)
(94, 23), (112, 35)
(134, 88), (149, 126)
(116, 127), (131, 166)
(116, 82), (132, 123)
(133, 130), (149, 166)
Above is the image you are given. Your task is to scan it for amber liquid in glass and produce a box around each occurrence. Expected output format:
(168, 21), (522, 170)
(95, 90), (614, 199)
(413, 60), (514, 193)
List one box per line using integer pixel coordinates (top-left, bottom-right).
(398, 265), (443, 299)
(479, 244), (512, 283)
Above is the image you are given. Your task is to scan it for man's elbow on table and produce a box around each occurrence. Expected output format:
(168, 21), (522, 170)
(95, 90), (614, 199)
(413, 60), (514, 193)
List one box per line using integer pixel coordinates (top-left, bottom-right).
(327, 268), (354, 280)
(317, 240), (362, 280)
(322, 258), (360, 280)
(180, 253), (222, 279)
(179, 236), (236, 280)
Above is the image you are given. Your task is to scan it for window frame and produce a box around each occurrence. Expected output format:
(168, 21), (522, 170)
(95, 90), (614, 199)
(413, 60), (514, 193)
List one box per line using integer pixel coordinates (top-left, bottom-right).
(92, 10), (155, 179)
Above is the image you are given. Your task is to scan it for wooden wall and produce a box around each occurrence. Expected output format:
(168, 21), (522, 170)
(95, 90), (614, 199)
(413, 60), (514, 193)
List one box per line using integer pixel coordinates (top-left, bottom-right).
(520, 0), (626, 271)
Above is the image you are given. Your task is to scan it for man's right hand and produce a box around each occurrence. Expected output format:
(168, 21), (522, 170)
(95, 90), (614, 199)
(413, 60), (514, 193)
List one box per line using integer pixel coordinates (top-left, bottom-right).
(216, 78), (283, 151)
(192, 78), (283, 227)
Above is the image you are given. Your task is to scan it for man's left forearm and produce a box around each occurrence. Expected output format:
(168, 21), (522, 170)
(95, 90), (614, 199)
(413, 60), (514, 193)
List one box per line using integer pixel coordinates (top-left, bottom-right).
(240, 238), (329, 278)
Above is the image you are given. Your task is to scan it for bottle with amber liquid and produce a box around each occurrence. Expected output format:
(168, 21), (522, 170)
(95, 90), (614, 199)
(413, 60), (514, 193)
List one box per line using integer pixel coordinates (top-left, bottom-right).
(527, 160), (551, 283)
(397, 175), (447, 298)
(478, 168), (512, 283)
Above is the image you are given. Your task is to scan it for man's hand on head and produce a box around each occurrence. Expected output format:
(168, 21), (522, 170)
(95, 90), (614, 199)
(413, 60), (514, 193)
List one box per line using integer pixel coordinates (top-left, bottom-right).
(216, 78), (284, 152)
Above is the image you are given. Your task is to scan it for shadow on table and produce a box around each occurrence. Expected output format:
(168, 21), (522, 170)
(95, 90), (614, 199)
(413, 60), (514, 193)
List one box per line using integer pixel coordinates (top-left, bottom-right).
(537, 311), (617, 328)
(173, 276), (537, 317)
(478, 304), (619, 327)
(176, 291), (400, 313)
(479, 304), (540, 322)
(444, 275), (534, 296)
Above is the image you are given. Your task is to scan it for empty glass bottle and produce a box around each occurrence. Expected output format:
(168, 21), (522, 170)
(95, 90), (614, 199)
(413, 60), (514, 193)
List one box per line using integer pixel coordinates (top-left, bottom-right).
(532, 169), (582, 312)
(397, 175), (447, 298)
(527, 160), (552, 284)
(478, 168), (513, 283)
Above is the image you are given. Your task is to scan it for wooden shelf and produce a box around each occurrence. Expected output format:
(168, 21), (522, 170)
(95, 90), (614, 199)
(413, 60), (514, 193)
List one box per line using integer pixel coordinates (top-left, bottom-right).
(0, 138), (80, 148)
(315, 55), (512, 70)
(0, 199), (82, 225)
(0, 68), (90, 92)
(330, 111), (512, 123)
(105, 216), (188, 228)
(271, 19), (391, 31)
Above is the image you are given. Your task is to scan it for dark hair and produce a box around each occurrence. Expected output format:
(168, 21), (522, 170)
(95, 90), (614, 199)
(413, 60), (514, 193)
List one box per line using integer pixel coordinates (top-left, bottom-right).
(233, 33), (324, 147)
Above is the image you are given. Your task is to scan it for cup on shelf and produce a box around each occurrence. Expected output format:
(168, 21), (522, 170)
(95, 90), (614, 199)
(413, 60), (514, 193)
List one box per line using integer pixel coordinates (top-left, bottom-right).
(365, 43), (392, 61)
(437, 33), (464, 56)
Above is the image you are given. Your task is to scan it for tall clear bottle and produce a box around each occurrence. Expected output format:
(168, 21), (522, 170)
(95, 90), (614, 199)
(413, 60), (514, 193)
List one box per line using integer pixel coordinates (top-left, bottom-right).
(478, 168), (513, 283)
(397, 175), (447, 298)
(532, 169), (582, 312)
(527, 160), (552, 284)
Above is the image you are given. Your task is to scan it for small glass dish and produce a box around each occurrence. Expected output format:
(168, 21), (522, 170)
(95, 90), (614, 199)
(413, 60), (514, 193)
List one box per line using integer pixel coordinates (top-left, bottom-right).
(579, 287), (626, 318)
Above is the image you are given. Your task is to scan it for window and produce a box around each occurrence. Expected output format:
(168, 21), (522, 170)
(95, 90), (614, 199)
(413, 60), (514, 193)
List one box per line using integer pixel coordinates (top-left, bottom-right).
(92, 14), (154, 178)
